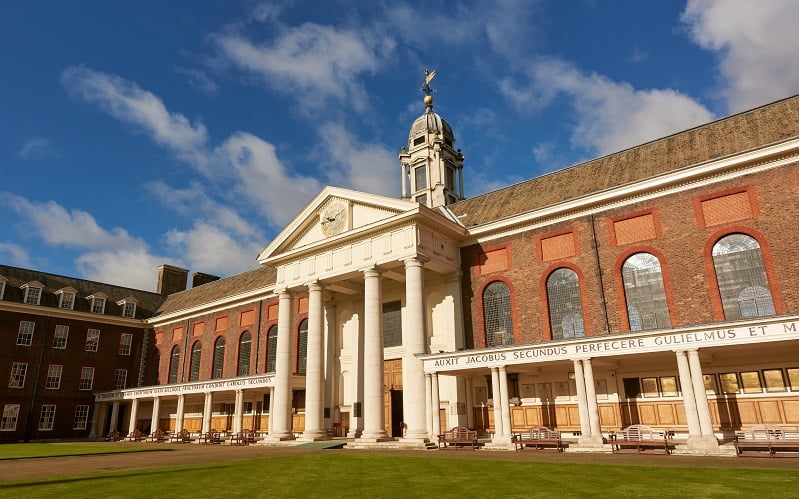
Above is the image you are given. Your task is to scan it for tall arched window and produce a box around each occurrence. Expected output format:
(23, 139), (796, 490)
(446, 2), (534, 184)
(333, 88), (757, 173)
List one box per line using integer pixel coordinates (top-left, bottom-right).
(265, 325), (278, 373)
(297, 319), (308, 375)
(622, 253), (671, 331)
(168, 345), (180, 384)
(212, 337), (225, 379)
(712, 233), (775, 320)
(238, 331), (251, 376)
(189, 341), (202, 382)
(483, 281), (513, 347)
(546, 268), (585, 340)
(151, 349), (161, 385)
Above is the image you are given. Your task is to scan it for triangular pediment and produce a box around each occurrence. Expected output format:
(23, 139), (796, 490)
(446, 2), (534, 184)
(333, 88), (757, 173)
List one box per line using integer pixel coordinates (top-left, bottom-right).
(257, 186), (420, 263)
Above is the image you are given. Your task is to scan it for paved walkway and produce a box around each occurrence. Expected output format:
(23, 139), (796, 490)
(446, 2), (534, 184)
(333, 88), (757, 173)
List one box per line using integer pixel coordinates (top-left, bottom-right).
(2, 441), (798, 482)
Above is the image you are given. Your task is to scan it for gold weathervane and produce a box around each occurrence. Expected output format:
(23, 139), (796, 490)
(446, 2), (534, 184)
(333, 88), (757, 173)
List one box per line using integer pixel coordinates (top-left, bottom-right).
(421, 69), (437, 96)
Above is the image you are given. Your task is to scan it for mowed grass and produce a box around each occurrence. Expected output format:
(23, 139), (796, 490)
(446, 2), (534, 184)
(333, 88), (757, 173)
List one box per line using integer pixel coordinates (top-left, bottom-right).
(1, 453), (798, 498)
(0, 443), (163, 460)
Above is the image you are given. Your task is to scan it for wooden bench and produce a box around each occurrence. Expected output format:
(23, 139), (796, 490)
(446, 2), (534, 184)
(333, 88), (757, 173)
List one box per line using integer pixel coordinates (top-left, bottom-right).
(198, 430), (221, 445)
(169, 429), (191, 443)
(146, 429), (166, 442)
(438, 426), (479, 450)
(610, 424), (671, 454)
(513, 426), (563, 452)
(125, 429), (144, 442)
(106, 430), (121, 442)
(230, 430), (255, 446)
(735, 424), (799, 457)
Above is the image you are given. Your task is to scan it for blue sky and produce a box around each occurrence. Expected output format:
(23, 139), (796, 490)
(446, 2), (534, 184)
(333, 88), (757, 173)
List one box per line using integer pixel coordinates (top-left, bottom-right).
(2, 0), (798, 291)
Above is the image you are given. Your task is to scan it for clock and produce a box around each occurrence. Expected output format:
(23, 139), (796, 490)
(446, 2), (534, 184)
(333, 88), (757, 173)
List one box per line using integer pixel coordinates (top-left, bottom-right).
(320, 201), (347, 236)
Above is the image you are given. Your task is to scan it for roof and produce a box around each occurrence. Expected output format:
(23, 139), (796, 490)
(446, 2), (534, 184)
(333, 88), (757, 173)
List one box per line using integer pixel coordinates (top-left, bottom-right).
(0, 264), (166, 319)
(449, 95), (799, 227)
(154, 265), (277, 316)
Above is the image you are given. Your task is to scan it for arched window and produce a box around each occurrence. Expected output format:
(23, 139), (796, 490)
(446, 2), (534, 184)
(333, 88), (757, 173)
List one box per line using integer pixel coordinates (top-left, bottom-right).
(238, 331), (251, 376)
(483, 281), (513, 347)
(297, 319), (308, 375)
(189, 341), (202, 382)
(265, 325), (278, 373)
(622, 253), (671, 331)
(151, 349), (161, 385)
(212, 337), (225, 379)
(546, 268), (585, 340)
(168, 346), (180, 384)
(712, 233), (775, 320)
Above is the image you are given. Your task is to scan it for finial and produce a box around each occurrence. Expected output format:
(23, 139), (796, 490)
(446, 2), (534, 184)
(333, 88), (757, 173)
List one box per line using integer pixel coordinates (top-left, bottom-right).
(420, 69), (436, 109)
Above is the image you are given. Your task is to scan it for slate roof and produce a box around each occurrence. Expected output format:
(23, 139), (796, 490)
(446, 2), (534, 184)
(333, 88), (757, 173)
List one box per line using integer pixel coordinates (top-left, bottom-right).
(448, 95), (799, 227)
(0, 264), (166, 319)
(153, 265), (277, 317)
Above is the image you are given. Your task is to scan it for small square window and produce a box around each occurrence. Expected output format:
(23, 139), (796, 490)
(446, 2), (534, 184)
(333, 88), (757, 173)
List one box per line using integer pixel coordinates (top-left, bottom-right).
(762, 369), (786, 392)
(660, 376), (679, 397)
(786, 368), (799, 391)
(122, 302), (136, 318)
(90, 297), (106, 314)
(16, 321), (35, 346)
(85, 329), (100, 352)
(720, 372), (740, 394)
(53, 325), (69, 349)
(59, 292), (75, 310)
(741, 371), (763, 393)
(24, 286), (42, 305)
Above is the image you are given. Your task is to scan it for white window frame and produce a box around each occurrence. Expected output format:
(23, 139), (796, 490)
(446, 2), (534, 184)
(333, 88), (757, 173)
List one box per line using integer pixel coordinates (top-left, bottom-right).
(38, 405), (56, 431)
(73, 405), (89, 430)
(113, 369), (128, 390)
(90, 296), (106, 314)
(45, 364), (63, 390)
(16, 321), (35, 346)
(79, 367), (95, 390)
(57, 290), (76, 310)
(23, 283), (43, 305)
(119, 333), (133, 356)
(0, 276), (7, 301)
(85, 329), (100, 352)
(9, 362), (28, 388)
(53, 325), (69, 349)
(1, 404), (20, 431)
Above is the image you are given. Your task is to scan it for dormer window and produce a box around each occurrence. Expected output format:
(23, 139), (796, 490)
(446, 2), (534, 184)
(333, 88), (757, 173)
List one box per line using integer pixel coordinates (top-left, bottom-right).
(86, 293), (107, 314)
(55, 287), (77, 310)
(21, 281), (44, 305)
(117, 297), (139, 318)
(0, 276), (7, 300)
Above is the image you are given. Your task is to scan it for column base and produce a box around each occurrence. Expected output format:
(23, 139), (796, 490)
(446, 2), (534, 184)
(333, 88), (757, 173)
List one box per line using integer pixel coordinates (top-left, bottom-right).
(686, 434), (719, 451)
(404, 429), (430, 440)
(360, 430), (389, 440)
(577, 434), (606, 448)
(263, 433), (295, 442)
(298, 431), (329, 442)
(398, 436), (430, 446)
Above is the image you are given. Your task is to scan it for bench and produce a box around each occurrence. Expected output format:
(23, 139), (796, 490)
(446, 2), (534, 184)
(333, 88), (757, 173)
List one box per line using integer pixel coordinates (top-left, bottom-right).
(170, 429), (191, 443)
(125, 429), (144, 442)
(735, 424), (799, 457)
(230, 430), (255, 446)
(198, 430), (221, 445)
(610, 424), (671, 454)
(146, 429), (166, 443)
(438, 426), (479, 450)
(106, 430), (121, 442)
(513, 426), (563, 452)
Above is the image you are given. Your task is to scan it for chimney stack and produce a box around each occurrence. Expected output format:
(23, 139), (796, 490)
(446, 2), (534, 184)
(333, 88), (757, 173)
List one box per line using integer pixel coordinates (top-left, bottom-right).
(192, 272), (220, 288)
(156, 264), (189, 295)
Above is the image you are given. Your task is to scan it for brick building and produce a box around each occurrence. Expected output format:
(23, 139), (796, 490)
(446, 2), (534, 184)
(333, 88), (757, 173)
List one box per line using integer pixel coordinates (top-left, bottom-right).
(2, 93), (798, 454)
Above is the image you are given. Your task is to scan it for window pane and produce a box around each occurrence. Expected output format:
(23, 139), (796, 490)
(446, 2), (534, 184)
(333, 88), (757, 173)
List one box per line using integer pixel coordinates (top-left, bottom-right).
(189, 342), (202, 381)
(266, 326), (278, 374)
(297, 319), (308, 375)
(740, 371), (762, 393)
(212, 337), (225, 379)
(238, 331), (251, 376)
(546, 269), (584, 340)
(414, 164), (427, 191)
(169, 346), (180, 384)
(383, 301), (402, 348)
(483, 281), (514, 347)
(622, 253), (671, 331)
(719, 372), (739, 394)
(712, 234), (775, 320)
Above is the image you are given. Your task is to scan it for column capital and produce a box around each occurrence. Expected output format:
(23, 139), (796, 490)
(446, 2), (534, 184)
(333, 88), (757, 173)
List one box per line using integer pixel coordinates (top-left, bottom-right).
(276, 288), (292, 299)
(361, 266), (382, 279)
(306, 282), (324, 293)
(404, 255), (430, 268)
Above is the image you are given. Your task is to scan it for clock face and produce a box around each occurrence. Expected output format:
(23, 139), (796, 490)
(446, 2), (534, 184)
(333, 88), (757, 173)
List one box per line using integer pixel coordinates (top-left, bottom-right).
(320, 202), (347, 236)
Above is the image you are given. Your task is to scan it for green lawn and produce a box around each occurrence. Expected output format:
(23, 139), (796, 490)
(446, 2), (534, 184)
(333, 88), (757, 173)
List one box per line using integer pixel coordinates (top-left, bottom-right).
(0, 443), (163, 460)
(1, 453), (797, 497)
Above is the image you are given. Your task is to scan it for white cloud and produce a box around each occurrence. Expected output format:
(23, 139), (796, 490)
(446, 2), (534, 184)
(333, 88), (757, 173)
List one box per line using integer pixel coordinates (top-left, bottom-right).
(318, 123), (396, 196)
(18, 137), (58, 161)
(215, 22), (392, 113)
(500, 58), (715, 155)
(61, 65), (211, 172)
(0, 242), (32, 268)
(76, 248), (167, 291)
(175, 67), (218, 96)
(165, 221), (262, 277)
(682, 0), (799, 112)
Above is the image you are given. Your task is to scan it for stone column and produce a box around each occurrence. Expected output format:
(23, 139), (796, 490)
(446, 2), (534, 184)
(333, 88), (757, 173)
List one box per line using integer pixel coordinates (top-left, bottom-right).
(490, 367), (504, 439)
(150, 397), (161, 433)
(109, 401), (120, 433)
(583, 359), (602, 439)
(302, 282), (327, 440)
(233, 389), (244, 434)
(175, 395), (185, 432)
(267, 387), (275, 435)
(269, 290), (295, 440)
(573, 360), (590, 437)
(127, 398), (140, 435)
(498, 366), (512, 439)
(360, 267), (388, 440)
(687, 349), (718, 448)
(431, 372), (442, 438)
(324, 299), (337, 432)
(201, 392), (213, 433)
(402, 257), (429, 441)
(675, 350), (702, 437)
(425, 373), (433, 437)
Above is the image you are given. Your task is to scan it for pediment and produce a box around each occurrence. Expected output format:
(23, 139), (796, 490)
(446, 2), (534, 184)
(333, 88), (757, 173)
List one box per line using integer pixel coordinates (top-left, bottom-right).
(258, 186), (419, 263)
